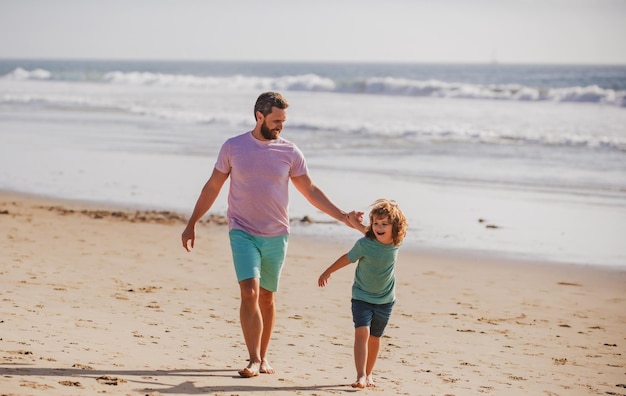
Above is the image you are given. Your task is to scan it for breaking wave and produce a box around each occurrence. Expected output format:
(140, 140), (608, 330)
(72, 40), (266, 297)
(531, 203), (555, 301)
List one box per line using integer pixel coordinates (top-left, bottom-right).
(3, 67), (624, 107)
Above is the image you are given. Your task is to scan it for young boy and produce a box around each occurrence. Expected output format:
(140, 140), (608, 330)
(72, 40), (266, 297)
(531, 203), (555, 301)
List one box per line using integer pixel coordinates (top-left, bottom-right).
(318, 199), (408, 388)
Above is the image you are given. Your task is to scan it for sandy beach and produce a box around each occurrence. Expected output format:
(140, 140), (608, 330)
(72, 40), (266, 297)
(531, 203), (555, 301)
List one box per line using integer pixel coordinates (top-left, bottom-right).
(1, 190), (625, 395)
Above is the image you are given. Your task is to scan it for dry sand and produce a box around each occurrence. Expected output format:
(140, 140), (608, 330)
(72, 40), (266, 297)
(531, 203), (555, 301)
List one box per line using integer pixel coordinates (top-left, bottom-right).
(1, 191), (625, 395)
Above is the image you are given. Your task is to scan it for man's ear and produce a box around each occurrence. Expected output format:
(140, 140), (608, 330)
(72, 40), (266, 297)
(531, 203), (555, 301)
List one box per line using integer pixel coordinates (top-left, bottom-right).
(255, 111), (263, 122)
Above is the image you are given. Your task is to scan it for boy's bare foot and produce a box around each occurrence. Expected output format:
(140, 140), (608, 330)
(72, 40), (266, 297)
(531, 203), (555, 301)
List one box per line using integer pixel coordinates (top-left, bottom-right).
(351, 376), (366, 389)
(238, 362), (260, 378)
(366, 374), (376, 387)
(260, 359), (275, 374)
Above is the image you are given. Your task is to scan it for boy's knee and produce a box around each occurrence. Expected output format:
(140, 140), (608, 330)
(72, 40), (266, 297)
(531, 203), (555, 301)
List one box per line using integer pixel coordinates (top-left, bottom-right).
(354, 326), (370, 338)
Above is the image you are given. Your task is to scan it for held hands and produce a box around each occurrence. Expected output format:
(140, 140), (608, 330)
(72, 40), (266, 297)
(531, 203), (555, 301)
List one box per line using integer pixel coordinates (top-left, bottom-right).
(347, 210), (367, 233)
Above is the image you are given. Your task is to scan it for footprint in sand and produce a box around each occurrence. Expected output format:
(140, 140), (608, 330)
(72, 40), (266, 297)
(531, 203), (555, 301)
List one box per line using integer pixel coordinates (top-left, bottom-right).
(20, 381), (54, 390)
(97, 375), (127, 385)
(59, 380), (82, 387)
(72, 363), (94, 370)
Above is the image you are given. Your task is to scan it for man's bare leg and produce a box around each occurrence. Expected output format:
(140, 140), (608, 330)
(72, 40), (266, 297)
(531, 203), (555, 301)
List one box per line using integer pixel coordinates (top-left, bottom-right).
(258, 287), (276, 374)
(365, 335), (381, 387)
(238, 278), (262, 377)
(351, 326), (369, 388)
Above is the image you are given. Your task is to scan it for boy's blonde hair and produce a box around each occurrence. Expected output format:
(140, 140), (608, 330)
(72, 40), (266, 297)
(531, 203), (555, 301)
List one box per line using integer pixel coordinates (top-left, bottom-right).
(365, 199), (408, 246)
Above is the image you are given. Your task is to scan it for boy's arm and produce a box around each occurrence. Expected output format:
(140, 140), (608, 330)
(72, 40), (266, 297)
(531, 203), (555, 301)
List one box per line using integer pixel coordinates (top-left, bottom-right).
(318, 253), (352, 287)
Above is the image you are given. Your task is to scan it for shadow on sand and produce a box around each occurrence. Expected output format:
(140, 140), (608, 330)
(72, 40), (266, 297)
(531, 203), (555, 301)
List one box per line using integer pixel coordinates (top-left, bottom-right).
(0, 365), (356, 394)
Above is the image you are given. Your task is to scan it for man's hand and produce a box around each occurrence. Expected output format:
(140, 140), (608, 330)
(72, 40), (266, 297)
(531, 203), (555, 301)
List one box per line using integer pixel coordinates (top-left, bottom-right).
(181, 225), (195, 252)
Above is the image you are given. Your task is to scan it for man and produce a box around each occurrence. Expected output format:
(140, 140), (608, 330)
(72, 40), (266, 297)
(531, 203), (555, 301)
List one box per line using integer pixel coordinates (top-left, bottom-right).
(181, 92), (359, 378)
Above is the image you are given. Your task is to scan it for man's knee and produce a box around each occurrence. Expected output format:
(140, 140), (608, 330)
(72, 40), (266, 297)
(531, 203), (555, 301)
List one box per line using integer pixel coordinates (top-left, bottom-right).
(258, 288), (275, 308)
(239, 278), (259, 302)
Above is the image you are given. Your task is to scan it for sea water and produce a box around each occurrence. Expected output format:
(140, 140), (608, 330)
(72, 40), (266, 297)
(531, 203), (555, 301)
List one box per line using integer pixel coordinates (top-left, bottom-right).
(1, 60), (625, 267)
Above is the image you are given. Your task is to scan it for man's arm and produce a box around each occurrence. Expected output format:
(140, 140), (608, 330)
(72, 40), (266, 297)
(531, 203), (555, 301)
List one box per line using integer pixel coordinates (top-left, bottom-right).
(181, 168), (229, 252)
(291, 173), (359, 228)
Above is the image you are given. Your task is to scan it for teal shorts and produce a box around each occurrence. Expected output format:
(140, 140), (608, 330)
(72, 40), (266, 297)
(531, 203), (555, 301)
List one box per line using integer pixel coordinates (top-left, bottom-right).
(229, 229), (289, 292)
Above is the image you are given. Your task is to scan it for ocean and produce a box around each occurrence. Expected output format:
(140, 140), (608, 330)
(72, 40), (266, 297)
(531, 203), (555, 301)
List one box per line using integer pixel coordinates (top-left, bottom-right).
(1, 59), (625, 267)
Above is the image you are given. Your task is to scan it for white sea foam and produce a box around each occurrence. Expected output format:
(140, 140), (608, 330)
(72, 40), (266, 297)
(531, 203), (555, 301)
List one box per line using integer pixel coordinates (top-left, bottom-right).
(0, 67), (52, 80)
(353, 77), (625, 105)
(2, 92), (624, 151)
(101, 71), (336, 92)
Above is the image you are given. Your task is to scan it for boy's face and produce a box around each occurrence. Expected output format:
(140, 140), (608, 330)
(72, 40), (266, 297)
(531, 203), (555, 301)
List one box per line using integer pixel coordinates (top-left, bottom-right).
(371, 215), (393, 245)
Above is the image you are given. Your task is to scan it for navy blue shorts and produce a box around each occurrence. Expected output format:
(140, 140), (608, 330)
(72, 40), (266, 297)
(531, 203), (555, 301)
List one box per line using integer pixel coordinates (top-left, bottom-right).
(351, 299), (395, 337)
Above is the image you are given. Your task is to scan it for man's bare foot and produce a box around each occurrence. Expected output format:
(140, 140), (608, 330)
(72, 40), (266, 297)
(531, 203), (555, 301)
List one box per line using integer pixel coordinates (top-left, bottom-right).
(351, 376), (366, 389)
(366, 374), (376, 387)
(260, 359), (275, 374)
(238, 362), (260, 378)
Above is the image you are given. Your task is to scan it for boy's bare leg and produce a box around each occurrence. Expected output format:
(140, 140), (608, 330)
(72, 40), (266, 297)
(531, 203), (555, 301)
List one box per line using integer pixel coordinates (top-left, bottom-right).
(238, 278), (262, 377)
(352, 326), (369, 388)
(366, 335), (381, 387)
(259, 287), (276, 374)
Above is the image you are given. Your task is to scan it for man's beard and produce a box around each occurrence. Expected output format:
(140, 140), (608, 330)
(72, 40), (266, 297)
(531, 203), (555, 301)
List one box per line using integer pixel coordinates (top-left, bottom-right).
(260, 121), (279, 140)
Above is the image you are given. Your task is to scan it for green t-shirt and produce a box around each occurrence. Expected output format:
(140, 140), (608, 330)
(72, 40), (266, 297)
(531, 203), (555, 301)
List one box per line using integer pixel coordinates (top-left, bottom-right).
(347, 236), (399, 304)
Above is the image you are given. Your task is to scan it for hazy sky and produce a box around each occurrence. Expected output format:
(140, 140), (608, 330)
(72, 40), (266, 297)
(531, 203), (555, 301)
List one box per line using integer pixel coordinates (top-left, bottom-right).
(1, 0), (625, 64)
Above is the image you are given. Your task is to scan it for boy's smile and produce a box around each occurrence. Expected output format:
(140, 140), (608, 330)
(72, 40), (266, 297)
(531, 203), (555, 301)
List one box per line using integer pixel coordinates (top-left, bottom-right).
(372, 216), (393, 245)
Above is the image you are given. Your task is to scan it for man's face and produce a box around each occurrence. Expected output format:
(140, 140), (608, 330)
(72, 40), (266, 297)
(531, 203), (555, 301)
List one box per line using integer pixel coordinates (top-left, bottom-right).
(258, 107), (286, 140)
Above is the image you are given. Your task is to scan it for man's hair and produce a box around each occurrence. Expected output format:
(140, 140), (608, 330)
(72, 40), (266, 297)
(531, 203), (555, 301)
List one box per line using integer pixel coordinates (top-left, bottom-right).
(365, 199), (408, 246)
(254, 92), (289, 120)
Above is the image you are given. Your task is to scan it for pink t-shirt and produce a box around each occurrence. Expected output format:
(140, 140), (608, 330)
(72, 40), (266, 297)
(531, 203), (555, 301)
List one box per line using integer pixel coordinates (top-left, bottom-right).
(215, 131), (308, 237)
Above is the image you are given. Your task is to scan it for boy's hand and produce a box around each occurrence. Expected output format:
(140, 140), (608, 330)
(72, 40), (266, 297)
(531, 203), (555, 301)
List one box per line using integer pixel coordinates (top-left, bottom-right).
(318, 272), (331, 287)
